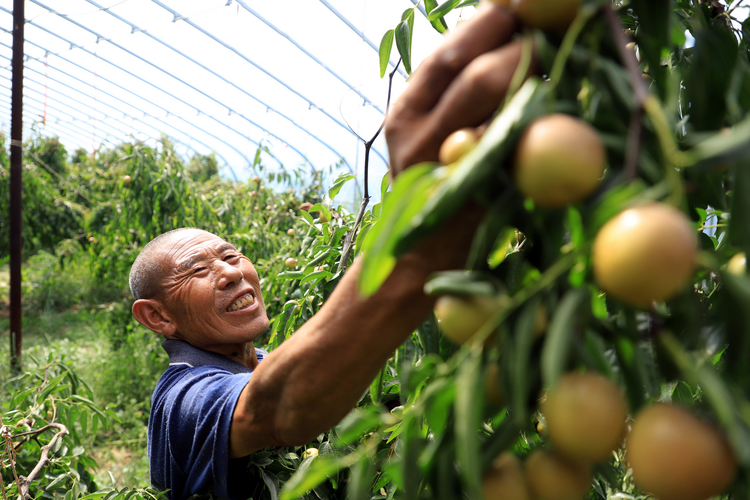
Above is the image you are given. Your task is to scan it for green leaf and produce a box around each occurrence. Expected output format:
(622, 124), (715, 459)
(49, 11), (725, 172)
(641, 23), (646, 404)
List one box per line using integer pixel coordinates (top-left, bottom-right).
(454, 347), (483, 500)
(541, 288), (590, 387)
(424, 0), (449, 33)
(402, 416), (424, 500)
(261, 470), (280, 500)
(417, 313), (441, 356)
(280, 453), (358, 500)
(671, 381), (694, 405)
(396, 18), (413, 75)
(730, 162), (750, 258)
(277, 271), (304, 280)
(349, 454), (376, 500)
(423, 271), (502, 296)
(328, 173), (356, 200)
(466, 191), (519, 270)
(333, 408), (383, 446)
(582, 330), (615, 380)
(684, 6), (738, 131)
(691, 117), (750, 166)
(46, 473), (69, 491)
(358, 164), (444, 296)
(629, 0), (672, 98)
(370, 365), (385, 406)
(423, 379), (455, 439)
(379, 30), (395, 78)
(428, 0), (463, 21)
(510, 297), (543, 429)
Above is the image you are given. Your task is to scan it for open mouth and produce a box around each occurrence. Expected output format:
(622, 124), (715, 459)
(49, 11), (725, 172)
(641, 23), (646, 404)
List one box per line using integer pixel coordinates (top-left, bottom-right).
(227, 292), (256, 312)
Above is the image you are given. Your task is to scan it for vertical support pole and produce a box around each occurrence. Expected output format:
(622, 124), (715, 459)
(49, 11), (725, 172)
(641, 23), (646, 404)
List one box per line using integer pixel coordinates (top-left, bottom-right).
(9, 0), (24, 373)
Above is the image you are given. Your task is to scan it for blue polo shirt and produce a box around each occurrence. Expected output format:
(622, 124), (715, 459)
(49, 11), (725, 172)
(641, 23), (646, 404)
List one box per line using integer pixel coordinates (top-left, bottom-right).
(148, 339), (268, 500)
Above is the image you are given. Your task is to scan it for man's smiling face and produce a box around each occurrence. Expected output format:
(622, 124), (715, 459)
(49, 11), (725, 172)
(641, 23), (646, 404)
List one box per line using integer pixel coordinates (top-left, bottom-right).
(157, 229), (270, 354)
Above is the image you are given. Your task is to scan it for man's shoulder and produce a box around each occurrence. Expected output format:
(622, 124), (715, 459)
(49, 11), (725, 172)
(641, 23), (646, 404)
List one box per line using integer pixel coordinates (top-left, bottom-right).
(150, 339), (266, 413)
(152, 363), (245, 403)
(161, 339), (263, 374)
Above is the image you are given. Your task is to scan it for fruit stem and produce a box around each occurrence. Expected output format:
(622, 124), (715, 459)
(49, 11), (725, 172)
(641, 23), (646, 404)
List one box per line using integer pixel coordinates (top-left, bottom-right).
(643, 95), (695, 167)
(467, 245), (589, 348)
(547, 3), (600, 100)
(503, 29), (536, 109)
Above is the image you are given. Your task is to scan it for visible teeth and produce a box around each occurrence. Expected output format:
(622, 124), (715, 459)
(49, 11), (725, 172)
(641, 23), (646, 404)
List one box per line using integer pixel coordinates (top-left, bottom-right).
(228, 294), (255, 311)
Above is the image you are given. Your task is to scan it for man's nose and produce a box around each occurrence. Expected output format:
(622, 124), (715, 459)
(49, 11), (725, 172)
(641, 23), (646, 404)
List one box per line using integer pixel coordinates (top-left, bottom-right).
(215, 260), (243, 289)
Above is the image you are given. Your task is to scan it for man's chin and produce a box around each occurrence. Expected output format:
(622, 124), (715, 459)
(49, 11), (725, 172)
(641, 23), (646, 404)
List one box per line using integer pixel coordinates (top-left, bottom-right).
(244, 316), (271, 341)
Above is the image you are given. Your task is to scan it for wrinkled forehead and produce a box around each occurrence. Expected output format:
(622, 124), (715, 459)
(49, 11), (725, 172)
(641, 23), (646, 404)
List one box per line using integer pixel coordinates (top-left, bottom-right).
(157, 229), (234, 268)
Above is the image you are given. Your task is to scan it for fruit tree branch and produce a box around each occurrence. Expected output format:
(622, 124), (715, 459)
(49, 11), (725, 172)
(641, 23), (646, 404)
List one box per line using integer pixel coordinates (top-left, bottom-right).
(604, 5), (648, 181)
(13, 423), (68, 500)
(338, 59), (401, 273)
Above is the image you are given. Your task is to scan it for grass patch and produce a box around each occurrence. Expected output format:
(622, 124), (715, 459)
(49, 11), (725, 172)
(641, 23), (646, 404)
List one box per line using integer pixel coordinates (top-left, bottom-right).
(0, 255), (165, 489)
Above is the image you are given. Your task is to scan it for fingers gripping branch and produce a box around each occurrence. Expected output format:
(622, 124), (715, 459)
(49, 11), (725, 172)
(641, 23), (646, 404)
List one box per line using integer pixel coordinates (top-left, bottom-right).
(386, 4), (524, 173)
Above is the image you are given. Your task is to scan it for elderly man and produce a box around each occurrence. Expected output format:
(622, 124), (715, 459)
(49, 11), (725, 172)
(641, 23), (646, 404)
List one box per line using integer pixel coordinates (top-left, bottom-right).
(130, 4), (524, 499)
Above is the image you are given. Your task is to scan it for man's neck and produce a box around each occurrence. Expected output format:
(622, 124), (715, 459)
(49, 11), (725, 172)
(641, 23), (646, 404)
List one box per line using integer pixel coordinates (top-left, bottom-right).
(167, 335), (259, 370)
(229, 342), (259, 370)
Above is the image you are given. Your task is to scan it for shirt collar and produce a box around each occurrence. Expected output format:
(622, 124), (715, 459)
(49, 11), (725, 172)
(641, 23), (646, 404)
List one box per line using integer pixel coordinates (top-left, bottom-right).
(162, 339), (267, 375)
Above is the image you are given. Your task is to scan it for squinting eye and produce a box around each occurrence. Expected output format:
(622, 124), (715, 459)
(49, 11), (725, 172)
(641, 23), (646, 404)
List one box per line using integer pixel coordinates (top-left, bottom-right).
(192, 267), (208, 275)
(224, 254), (240, 262)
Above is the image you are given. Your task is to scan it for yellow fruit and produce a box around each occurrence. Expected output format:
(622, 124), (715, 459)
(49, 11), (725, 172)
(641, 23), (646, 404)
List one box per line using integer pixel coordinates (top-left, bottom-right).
(287, 228), (296, 237)
(542, 372), (627, 462)
(513, 114), (605, 208)
(592, 203), (697, 307)
(627, 403), (736, 500)
(299, 202), (313, 211)
(496, 0), (581, 32)
(482, 452), (533, 500)
(123, 175), (132, 185)
(252, 176), (261, 183)
(727, 252), (746, 275)
(439, 128), (479, 165)
(434, 294), (502, 344)
(285, 257), (297, 269)
(535, 419), (546, 434)
(525, 449), (591, 500)
(301, 448), (319, 460)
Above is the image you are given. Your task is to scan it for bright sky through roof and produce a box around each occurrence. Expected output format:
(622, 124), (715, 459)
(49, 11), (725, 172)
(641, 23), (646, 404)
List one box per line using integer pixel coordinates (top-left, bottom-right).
(0, 0), (473, 206)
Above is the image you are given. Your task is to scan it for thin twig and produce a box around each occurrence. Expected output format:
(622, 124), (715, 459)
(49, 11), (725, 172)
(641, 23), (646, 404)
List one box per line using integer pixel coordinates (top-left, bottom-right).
(1, 421), (21, 500)
(604, 5), (648, 180)
(338, 59), (401, 273)
(16, 423), (68, 500)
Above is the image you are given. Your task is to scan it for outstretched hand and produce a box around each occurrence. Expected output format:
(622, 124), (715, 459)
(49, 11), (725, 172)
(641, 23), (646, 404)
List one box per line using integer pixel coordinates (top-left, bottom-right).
(385, 3), (526, 175)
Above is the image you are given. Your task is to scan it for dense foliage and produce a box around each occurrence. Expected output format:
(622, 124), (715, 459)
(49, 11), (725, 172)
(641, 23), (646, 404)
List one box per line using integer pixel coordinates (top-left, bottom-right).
(5, 0), (750, 500)
(287, 1), (750, 500)
(0, 132), (359, 499)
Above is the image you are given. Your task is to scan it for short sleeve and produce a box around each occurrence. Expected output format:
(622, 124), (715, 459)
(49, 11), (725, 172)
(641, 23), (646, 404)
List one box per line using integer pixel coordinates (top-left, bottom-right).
(149, 366), (253, 500)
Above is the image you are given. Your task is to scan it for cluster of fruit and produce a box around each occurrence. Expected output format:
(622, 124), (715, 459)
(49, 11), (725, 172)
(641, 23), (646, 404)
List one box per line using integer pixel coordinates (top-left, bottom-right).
(441, 112), (699, 309)
(425, 1), (743, 500)
(478, 370), (736, 500)
(435, 119), (739, 498)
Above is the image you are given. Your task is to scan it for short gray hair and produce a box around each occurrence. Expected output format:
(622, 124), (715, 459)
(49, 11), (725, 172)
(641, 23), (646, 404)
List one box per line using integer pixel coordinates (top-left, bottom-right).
(129, 228), (200, 300)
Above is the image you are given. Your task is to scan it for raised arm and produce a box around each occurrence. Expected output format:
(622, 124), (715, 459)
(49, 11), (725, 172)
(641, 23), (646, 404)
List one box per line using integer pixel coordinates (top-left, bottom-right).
(229, 2), (524, 457)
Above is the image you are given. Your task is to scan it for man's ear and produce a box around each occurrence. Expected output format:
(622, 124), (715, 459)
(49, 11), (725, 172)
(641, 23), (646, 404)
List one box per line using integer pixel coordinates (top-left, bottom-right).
(132, 299), (178, 337)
